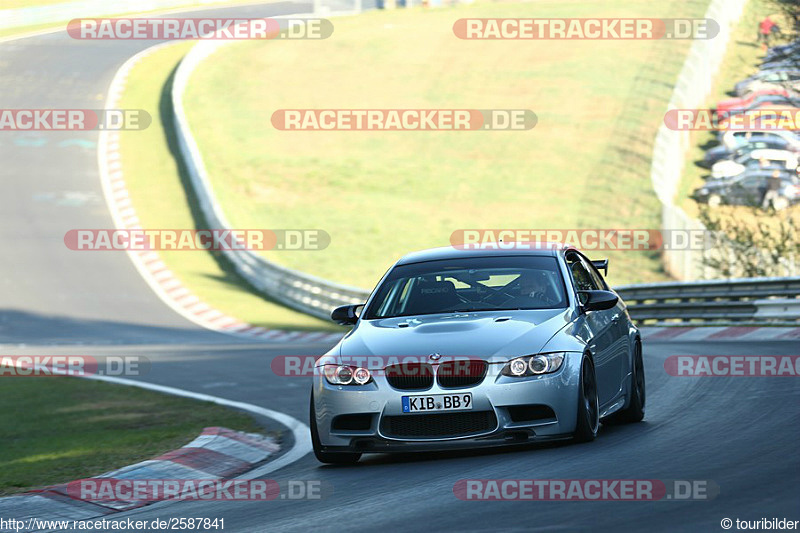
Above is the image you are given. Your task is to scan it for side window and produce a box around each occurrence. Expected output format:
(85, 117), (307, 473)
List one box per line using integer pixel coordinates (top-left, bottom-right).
(566, 253), (599, 292)
(581, 256), (608, 290)
(739, 176), (762, 189)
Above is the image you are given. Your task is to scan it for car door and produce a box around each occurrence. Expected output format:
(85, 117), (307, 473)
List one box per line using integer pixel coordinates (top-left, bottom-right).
(581, 255), (631, 394)
(731, 175), (766, 206)
(565, 252), (617, 407)
(725, 176), (762, 205)
(578, 253), (629, 403)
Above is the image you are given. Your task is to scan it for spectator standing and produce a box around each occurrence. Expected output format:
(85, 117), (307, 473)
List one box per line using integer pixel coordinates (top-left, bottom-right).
(758, 15), (776, 50)
(761, 170), (783, 210)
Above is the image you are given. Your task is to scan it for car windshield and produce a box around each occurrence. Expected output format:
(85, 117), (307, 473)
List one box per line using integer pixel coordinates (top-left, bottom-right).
(363, 256), (568, 319)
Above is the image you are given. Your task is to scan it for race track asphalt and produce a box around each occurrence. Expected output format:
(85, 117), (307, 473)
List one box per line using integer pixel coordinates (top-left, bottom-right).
(1, 4), (798, 531)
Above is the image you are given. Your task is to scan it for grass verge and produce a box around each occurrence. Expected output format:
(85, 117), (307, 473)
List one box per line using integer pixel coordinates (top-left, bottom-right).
(182, 0), (712, 290)
(0, 377), (262, 496)
(117, 43), (338, 330)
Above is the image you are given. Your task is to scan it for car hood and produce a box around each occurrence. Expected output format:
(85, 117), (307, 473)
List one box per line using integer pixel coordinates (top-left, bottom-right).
(711, 160), (742, 172)
(337, 309), (575, 362)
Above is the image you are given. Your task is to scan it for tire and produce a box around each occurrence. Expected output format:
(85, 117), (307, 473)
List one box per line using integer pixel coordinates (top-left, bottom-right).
(310, 393), (362, 465)
(771, 197), (790, 211)
(602, 340), (645, 425)
(707, 194), (722, 208)
(572, 355), (599, 443)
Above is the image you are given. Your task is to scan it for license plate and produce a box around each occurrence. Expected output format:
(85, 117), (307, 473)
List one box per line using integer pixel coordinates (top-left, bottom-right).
(402, 393), (472, 413)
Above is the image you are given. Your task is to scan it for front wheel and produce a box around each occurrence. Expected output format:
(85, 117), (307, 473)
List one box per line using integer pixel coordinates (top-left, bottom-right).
(572, 356), (599, 443)
(310, 394), (362, 465)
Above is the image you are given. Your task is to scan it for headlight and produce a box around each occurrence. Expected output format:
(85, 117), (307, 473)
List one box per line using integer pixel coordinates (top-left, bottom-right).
(353, 367), (372, 385)
(502, 353), (565, 377)
(323, 364), (372, 385)
(508, 358), (528, 376)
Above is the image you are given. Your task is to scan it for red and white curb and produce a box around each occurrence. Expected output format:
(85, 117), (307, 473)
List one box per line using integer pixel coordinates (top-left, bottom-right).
(0, 427), (279, 529)
(97, 43), (342, 344)
(641, 326), (800, 343)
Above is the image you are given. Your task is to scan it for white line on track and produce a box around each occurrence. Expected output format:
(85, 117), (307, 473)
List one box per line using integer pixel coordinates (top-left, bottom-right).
(82, 373), (312, 475)
(96, 38), (342, 343)
(0, 0), (308, 45)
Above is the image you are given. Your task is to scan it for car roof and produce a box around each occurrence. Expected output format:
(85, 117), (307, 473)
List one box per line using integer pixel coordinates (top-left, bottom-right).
(739, 168), (793, 176)
(395, 243), (576, 265)
(749, 148), (797, 158)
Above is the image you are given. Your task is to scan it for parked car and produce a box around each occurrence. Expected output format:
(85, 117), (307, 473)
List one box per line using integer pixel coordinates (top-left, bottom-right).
(710, 148), (799, 179)
(693, 170), (800, 210)
(739, 80), (800, 98)
(701, 136), (798, 168)
(721, 129), (800, 151)
(760, 58), (800, 71)
(736, 71), (800, 97)
(716, 88), (800, 114)
(717, 95), (800, 116)
(715, 107), (800, 137)
(763, 41), (800, 62)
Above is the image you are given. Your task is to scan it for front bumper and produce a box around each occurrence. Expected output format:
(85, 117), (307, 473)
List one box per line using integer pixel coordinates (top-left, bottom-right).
(312, 353), (582, 453)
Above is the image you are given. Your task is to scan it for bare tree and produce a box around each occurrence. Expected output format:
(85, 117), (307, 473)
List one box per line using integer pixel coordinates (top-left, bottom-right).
(698, 206), (799, 278)
(769, 0), (800, 37)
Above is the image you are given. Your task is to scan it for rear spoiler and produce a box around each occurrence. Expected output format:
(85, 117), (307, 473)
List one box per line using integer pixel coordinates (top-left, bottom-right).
(592, 259), (609, 275)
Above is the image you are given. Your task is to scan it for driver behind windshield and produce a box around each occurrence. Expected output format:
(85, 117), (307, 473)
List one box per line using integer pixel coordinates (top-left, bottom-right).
(363, 256), (568, 319)
(504, 272), (556, 308)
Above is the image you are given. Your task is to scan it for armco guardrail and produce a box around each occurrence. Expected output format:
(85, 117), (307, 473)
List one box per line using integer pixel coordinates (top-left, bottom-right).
(616, 277), (800, 324)
(171, 22), (371, 320)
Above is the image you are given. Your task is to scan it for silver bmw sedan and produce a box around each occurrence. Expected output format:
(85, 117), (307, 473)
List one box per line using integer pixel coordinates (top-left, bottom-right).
(310, 243), (645, 464)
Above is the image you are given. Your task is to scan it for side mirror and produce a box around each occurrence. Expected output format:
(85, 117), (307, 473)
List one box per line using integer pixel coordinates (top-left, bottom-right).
(578, 290), (618, 312)
(331, 304), (364, 325)
(591, 259), (608, 275)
